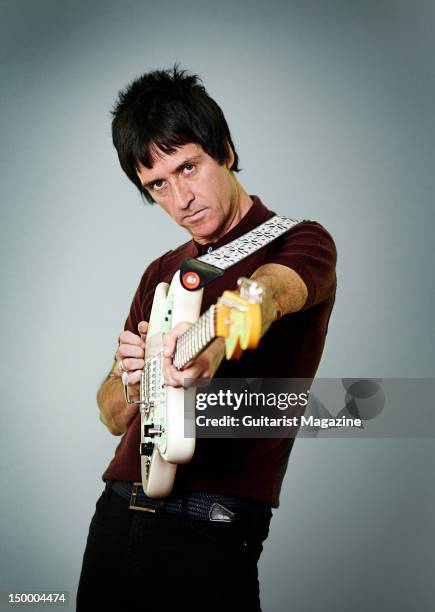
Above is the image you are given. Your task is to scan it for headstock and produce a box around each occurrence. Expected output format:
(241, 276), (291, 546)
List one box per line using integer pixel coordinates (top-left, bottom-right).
(215, 282), (262, 360)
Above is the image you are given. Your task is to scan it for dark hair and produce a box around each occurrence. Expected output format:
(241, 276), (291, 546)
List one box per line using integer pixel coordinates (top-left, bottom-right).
(111, 65), (240, 203)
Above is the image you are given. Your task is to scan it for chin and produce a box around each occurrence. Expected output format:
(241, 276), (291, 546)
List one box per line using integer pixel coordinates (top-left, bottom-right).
(189, 216), (222, 242)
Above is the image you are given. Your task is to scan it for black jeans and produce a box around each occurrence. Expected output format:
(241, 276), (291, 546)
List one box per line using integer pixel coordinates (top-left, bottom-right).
(76, 486), (272, 612)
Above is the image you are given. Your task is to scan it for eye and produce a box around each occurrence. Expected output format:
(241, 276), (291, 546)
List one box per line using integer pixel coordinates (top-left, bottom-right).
(152, 179), (166, 191)
(183, 163), (195, 175)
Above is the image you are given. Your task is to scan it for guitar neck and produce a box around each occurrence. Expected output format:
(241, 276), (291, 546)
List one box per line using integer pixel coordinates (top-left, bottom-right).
(173, 306), (217, 370)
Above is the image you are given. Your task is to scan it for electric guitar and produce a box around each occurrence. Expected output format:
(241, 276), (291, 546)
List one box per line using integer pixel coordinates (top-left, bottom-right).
(122, 272), (264, 498)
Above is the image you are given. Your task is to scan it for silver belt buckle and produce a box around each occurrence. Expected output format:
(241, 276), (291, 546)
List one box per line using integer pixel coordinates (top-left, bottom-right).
(209, 502), (235, 523)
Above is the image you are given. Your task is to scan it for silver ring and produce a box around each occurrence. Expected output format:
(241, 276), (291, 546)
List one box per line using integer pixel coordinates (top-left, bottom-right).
(118, 360), (127, 373)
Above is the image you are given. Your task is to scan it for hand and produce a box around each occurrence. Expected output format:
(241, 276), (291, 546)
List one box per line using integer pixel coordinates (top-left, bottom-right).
(163, 322), (225, 388)
(114, 321), (148, 386)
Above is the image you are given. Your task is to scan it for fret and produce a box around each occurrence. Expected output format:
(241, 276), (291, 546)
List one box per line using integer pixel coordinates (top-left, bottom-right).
(207, 308), (213, 342)
(202, 317), (208, 347)
(204, 312), (209, 344)
(209, 306), (215, 340)
(195, 324), (200, 355)
(187, 334), (193, 364)
(173, 306), (217, 369)
(190, 327), (196, 357)
(190, 329), (196, 360)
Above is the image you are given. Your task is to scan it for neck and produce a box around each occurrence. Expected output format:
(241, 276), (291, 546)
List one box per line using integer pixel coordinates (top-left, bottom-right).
(173, 306), (217, 369)
(195, 178), (253, 245)
(220, 187), (253, 240)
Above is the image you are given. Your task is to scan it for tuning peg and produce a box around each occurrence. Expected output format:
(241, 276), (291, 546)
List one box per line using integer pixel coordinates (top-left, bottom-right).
(237, 277), (265, 304)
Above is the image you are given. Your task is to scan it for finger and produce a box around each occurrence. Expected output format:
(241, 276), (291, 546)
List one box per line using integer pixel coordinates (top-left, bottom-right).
(119, 330), (144, 347)
(200, 338), (226, 375)
(164, 360), (206, 388)
(125, 370), (141, 385)
(164, 353), (206, 376)
(171, 321), (191, 336)
(138, 321), (149, 341)
(163, 333), (177, 358)
(163, 321), (191, 357)
(118, 344), (145, 359)
(118, 358), (144, 372)
(163, 363), (183, 388)
(181, 363), (212, 383)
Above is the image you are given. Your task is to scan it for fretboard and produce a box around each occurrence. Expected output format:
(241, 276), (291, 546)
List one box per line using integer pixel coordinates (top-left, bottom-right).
(173, 306), (216, 370)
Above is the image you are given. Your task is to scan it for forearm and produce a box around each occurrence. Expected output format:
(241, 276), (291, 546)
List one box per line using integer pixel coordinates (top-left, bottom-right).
(250, 263), (308, 335)
(97, 363), (139, 435)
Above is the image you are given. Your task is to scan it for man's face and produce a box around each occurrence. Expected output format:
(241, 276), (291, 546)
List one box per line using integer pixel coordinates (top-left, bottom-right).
(136, 143), (237, 244)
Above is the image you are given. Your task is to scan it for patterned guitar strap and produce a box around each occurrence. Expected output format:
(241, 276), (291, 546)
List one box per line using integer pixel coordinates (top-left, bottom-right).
(180, 214), (301, 290)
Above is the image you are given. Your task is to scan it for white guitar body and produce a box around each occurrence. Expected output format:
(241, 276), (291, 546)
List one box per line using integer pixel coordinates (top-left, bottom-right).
(140, 271), (203, 498)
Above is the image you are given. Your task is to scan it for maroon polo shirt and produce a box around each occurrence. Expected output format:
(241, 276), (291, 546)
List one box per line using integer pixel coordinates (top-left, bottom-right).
(103, 196), (337, 507)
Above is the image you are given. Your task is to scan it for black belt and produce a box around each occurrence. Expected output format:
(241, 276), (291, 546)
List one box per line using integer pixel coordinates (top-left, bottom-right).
(106, 480), (270, 524)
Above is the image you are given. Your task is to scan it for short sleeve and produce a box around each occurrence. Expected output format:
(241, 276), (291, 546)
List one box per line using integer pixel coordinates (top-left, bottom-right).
(264, 221), (337, 310)
(124, 255), (163, 334)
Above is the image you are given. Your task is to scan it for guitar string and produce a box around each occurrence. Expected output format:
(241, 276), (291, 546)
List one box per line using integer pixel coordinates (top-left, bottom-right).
(143, 306), (217, 377)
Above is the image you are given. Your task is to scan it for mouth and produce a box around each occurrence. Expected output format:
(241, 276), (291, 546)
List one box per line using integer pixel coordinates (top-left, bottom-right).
(183, 208), (207, 222)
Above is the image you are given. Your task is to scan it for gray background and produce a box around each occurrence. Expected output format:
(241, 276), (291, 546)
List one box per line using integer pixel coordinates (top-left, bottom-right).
(1, 0), (434, 610)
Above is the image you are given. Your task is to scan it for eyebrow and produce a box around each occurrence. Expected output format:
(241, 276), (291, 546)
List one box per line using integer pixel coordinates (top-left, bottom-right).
(142, 156), (202, 190)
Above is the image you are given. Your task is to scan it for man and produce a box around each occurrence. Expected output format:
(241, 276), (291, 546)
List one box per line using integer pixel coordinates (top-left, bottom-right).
(77, 67), (336, 611)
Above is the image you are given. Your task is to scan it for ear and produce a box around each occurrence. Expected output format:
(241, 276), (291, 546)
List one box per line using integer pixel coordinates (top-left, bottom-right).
(226, 142), (235, 169)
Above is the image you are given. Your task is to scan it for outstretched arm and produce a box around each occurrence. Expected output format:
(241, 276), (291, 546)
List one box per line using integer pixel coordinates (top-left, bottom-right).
(163, 263), (308, 387)
(250, 262), (308, 334)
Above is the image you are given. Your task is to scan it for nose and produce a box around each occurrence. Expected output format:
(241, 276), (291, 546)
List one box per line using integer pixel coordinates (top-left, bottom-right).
(171, 178), (194, 210)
